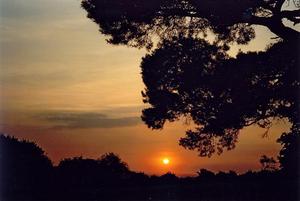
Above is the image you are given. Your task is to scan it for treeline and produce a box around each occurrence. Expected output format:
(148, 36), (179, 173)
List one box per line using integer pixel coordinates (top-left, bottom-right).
(0, 134), (298, 201)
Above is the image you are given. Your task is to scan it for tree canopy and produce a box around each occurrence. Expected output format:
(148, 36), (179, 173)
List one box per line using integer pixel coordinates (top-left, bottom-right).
(81, 0), (300, 157)
(0, 134), (53, 197)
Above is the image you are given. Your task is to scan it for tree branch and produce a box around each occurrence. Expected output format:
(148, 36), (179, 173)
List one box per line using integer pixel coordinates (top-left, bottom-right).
(280, 10), (300, 25)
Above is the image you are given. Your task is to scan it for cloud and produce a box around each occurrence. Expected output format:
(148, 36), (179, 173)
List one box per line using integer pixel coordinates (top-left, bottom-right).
(37, 111), (141, 129)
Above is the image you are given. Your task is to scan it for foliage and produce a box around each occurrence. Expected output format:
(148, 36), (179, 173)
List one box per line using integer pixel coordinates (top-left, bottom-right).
(98, 152), (129, 174)
(0, 134), (53, 199)
(82, 0), (300, 47)
(277, 125), (300, 177)
(260, 155), (278, 171)
(81, 0), (300, 157)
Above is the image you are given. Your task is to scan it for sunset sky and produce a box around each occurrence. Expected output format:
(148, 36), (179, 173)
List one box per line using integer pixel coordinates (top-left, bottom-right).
(0, 0), (293, 176)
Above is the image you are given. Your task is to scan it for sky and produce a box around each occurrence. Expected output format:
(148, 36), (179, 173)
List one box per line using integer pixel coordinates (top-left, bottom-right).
(0, 0), (294, 176)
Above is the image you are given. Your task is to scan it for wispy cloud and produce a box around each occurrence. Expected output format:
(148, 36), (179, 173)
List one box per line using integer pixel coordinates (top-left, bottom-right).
(36, 111), (141, 129)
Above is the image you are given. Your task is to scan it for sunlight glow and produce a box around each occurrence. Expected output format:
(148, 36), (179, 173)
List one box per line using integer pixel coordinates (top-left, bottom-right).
(162, 158), (170, 165)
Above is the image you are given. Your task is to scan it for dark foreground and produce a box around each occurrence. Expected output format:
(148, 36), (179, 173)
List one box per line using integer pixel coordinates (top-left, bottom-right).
(0, 135), (299, 201)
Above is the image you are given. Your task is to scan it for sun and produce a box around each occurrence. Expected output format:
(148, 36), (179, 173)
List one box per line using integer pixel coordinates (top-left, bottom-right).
(162, 158), (170, 165)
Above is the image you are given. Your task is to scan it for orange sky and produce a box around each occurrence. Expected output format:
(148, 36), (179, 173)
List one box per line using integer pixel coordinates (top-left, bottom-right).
(0, 0), (294, 176)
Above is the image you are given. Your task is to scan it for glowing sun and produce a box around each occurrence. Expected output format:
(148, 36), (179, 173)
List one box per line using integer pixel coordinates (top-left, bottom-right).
(162, 158), (170, 165)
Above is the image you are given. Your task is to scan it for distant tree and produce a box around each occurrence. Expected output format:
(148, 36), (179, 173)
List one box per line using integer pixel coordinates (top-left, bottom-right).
(159, 172), (179, 184)
(129, 172), (149, 185)
(197, 168), (215, 180)
(259, 155), (278, 171)
(56, 153), (129, 188)
(56, 157), (100, 190)
(0, 134), (53, 199)
(82, 0), (299, 157)
(0, 134), (296, 200)
(227, 170), (238, 177)
(98, 152), (129, 175)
